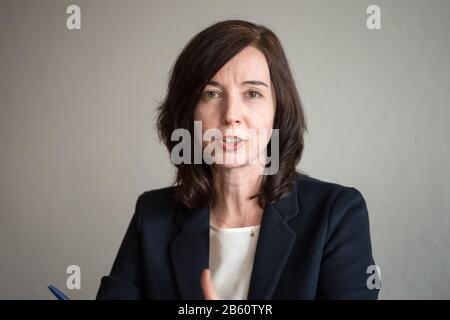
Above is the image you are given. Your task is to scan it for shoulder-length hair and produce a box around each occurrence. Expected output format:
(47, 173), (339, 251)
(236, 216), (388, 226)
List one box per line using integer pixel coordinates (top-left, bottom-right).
(156, 20), (307, 209)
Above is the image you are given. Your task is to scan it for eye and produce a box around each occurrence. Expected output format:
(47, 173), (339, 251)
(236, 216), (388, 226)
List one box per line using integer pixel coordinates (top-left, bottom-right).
(246, 90), (263, 99)
(202, 90), (221, 100)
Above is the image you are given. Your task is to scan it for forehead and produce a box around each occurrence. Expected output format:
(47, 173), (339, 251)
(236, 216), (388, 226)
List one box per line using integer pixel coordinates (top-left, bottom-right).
(211, 46), (271, 83)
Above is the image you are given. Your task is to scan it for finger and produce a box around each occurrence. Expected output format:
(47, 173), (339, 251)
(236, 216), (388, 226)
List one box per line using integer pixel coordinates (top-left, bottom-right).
(200, 268), (219, 300)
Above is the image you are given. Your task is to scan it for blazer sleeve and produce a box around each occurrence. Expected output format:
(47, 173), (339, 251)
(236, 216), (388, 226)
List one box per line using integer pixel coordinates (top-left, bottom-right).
(96, 192), (147, 299)
(316, 187), (380, 299)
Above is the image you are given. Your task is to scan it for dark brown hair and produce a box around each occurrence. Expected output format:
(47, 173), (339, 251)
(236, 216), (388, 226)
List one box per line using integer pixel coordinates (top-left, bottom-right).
(156, 20), (307, 209)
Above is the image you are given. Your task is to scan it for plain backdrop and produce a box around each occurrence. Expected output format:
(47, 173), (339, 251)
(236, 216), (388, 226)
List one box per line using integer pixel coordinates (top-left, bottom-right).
(1, 0), (449, 299)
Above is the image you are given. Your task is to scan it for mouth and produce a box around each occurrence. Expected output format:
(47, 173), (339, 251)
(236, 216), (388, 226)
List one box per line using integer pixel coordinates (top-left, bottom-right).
(220, 136), (247, 151)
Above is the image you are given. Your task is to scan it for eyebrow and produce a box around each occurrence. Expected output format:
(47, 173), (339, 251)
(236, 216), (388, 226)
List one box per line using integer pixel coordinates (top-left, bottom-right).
(206, 80), (269, 88)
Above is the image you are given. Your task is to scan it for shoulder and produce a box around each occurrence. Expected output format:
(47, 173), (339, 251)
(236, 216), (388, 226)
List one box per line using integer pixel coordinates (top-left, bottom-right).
(294, 173), (370, 233)
(133, 185), (178, 225)
(296, 172), (367, 208)
(296, 172), (363, 197)
(136, 185), (176, 209)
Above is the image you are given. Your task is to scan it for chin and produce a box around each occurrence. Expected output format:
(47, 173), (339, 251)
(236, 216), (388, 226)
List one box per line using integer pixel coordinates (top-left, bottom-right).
(215, 162), (248, 169)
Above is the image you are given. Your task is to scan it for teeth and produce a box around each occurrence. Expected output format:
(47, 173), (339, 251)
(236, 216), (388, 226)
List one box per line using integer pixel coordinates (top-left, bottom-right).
(223, 137), (242, 143)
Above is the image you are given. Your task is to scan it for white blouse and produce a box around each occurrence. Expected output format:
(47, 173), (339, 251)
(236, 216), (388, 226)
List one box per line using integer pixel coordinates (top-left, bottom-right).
(209, 223), (261, 300)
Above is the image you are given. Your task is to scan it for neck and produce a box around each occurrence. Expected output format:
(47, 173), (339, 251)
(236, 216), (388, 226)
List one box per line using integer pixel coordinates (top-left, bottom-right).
(210, 164), (265, 228)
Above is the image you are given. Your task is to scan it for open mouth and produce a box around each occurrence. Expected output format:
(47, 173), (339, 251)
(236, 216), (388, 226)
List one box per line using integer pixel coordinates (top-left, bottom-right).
(223, 136), (243, 143)
(220, 136), (246, 151)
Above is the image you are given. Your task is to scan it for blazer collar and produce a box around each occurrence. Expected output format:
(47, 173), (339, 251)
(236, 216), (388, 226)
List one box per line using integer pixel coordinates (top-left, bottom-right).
(170, 179), (300, 300)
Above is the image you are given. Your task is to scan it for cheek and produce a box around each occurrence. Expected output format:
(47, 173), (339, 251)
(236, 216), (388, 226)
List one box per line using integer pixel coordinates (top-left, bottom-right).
(249, 104), (275, 149)
(193, 105), (219, 147)
(194, 103), (216, 123)
(195, 104), (227, 136)
(249, 105), (275, 130)
(195, 111), (214, 132)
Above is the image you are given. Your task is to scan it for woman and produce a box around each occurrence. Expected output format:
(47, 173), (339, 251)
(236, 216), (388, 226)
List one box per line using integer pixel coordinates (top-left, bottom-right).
(97, 20), (379, 300)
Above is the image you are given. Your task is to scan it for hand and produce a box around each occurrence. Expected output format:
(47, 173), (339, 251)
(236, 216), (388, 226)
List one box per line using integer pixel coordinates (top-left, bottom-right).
(200, 268), (220, 300)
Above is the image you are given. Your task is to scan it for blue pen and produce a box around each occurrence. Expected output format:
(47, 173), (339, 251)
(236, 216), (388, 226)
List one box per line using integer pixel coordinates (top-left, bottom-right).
(47, 283), (70, 300)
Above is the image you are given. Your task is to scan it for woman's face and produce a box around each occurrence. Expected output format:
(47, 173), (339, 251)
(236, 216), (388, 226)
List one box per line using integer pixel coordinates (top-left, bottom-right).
(193, 46), (276, 169)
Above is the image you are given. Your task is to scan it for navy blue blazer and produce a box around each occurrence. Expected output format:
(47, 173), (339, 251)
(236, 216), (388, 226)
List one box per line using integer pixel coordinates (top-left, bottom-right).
(97, 173), (379, 300)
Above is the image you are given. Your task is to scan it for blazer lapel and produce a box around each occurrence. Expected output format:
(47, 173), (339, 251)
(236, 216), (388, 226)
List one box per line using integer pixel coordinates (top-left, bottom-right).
(170, 178), (301, 300)
(247, 182), (300, 300)
(170, 205), (210, 300)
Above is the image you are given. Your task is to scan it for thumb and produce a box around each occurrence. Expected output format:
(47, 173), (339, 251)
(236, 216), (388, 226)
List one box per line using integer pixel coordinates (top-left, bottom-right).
(200, 268), (219, 300)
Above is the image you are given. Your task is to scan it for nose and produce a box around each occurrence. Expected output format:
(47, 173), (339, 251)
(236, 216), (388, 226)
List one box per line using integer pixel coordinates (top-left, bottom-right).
(222, 93), (242, 126)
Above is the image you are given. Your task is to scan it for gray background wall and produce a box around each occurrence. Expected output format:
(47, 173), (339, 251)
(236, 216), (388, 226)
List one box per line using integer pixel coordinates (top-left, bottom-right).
(1, 0), (449, 299)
